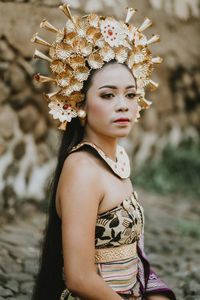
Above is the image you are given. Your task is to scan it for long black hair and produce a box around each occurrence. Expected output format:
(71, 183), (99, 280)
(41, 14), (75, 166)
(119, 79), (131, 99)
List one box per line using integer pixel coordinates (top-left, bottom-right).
(31, 118), (84, 300)
(31, 60), (134, 299)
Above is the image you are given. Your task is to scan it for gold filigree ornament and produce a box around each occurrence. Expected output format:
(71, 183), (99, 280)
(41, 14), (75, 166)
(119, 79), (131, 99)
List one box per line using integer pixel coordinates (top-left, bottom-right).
(31, 3), (163, 130)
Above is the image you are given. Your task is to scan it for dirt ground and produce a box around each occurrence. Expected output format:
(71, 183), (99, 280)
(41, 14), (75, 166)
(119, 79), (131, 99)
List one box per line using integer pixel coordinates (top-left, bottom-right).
(0, 188), (199, 300)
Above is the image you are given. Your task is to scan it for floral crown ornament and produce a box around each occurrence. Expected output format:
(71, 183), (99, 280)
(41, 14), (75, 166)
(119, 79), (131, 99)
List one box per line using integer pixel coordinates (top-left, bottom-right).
(31, 4), (163, 131)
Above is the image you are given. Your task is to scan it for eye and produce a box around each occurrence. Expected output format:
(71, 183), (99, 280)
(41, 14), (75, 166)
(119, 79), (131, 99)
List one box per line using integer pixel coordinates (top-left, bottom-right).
(126, 93), (136, 99)
(101, 93), (114, 99)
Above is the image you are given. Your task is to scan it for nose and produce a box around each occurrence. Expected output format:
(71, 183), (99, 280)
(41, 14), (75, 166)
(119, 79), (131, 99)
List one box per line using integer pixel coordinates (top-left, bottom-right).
(116, 95), (128, 111)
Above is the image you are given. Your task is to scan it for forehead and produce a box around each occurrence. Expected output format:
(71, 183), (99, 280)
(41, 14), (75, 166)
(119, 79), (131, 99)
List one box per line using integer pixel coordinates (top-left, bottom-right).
(91, 63), (136, 87)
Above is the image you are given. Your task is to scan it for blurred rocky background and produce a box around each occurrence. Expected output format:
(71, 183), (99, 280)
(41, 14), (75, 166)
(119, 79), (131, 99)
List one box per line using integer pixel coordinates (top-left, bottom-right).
(0, 0), (199, 299)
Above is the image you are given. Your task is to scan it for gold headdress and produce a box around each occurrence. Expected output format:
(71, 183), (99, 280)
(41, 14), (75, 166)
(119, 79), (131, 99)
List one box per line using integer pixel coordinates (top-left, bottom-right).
(31, 4), (162, 130)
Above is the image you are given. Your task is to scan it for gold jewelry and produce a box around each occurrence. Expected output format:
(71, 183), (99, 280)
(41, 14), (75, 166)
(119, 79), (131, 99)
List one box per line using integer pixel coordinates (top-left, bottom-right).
(69, 141), (130, 179)
(77, 109), (86, 126)
(77, 109), (86, 119)
(31, 4), (162, 130)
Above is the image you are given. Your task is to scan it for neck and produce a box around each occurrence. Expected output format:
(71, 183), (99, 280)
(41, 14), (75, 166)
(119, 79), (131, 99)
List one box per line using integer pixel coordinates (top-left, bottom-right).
(82, 130), (118, 162)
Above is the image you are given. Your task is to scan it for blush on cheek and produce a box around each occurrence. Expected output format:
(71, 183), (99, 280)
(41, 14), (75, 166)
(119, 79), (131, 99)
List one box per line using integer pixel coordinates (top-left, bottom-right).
(132, 101), (139, 121)
(87, 100), (107, 121)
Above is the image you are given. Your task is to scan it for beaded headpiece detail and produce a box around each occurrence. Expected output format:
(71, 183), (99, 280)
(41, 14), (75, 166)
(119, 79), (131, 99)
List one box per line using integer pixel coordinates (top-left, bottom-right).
(31, 4), (162, 130)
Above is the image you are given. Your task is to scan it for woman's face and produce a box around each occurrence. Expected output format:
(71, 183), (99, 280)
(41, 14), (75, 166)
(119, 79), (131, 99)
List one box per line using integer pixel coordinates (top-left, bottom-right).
(84, 63), (139, 139)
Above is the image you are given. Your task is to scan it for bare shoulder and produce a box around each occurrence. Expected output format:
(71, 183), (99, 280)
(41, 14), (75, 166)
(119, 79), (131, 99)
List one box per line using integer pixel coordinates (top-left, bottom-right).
(62, 149), (101, 180)
(57, 149), (104, 219)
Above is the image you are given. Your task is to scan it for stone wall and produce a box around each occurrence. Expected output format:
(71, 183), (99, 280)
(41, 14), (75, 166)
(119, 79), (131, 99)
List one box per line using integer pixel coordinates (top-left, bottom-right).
(0, 0), (199, 216)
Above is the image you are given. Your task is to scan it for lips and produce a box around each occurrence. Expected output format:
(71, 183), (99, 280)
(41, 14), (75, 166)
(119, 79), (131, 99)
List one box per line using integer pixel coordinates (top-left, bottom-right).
(114, 118), (130, 122)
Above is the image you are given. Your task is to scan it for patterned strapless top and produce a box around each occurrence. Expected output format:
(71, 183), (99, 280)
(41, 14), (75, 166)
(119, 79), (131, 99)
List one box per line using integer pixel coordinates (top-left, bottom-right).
(95, 190), (145, 295)
(95, 190), (145, 249)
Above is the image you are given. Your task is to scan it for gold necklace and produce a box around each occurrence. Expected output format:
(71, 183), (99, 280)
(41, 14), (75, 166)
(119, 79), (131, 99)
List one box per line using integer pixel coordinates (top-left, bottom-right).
(69, 141), (130, 179)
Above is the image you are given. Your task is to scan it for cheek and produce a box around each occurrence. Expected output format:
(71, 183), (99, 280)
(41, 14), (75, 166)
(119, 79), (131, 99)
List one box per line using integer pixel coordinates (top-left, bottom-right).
(130, 100), (139, 118)
(87, 98), (110, 122)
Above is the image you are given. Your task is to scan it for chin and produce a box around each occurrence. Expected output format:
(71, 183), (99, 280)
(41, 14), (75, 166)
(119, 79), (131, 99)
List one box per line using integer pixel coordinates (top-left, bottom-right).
(116, 133), (129, 138)
(113, 129), (131, 138)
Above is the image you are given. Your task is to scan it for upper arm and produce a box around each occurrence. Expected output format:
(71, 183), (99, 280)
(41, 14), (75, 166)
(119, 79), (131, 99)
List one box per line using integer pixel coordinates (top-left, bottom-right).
(58, 153), (103, 285)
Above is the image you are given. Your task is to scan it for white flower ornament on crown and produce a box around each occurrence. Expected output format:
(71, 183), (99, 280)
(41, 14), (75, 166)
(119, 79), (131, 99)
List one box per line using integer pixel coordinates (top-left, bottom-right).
(100, 19), (129, 48)
(31, 4), (163, 131)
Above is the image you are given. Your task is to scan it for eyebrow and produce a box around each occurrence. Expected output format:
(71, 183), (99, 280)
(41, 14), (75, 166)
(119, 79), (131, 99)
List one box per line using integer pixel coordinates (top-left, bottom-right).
(98, 85), (136, 90)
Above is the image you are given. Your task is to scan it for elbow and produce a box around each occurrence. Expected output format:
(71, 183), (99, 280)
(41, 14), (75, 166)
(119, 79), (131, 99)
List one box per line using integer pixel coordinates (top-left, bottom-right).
(65, 276), (81, 294)
(65, 271), (92, 294)
(64, 262), (98, 294)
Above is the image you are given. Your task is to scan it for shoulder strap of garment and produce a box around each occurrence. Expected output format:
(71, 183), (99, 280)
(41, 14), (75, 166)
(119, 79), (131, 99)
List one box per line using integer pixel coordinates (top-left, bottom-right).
(69, 141), (130, 179)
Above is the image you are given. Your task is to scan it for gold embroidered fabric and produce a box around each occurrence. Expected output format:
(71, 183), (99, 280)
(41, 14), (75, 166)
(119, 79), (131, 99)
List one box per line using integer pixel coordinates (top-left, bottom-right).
(95, 191), (144, 248)
(95, 242), (137, 263)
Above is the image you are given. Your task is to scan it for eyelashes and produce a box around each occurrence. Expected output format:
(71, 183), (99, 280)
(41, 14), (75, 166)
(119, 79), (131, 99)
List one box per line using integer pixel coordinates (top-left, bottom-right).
(100, 93), (137, 99)
(100, 93), (114, 99)
(126, 93), (137, 99)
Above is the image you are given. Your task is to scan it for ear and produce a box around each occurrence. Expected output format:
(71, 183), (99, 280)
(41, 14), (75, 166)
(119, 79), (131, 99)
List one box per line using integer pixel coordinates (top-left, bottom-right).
(80, 101), (87, 111)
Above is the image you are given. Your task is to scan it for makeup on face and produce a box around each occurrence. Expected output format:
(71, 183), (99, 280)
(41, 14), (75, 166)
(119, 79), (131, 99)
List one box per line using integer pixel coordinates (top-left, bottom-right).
(98, 85), (137, 100)
(98, 85), (136, 90)
(113, 118), (130, 126)
(84, 63), (139, 139)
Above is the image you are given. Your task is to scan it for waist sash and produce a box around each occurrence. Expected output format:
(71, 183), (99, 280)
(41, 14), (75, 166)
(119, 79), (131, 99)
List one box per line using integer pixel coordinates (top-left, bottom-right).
(95, 242), (137, 263)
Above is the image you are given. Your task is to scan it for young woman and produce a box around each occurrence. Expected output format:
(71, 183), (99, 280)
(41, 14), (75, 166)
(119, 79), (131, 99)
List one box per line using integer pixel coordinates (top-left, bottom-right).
(32, 3), (176, 300)
(31, 60), (176, 300)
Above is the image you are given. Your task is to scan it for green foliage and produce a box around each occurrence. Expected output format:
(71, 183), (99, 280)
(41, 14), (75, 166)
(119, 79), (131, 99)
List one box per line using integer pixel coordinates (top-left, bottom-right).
(174, 218), (200, 239)
(134, 137), (200, 200)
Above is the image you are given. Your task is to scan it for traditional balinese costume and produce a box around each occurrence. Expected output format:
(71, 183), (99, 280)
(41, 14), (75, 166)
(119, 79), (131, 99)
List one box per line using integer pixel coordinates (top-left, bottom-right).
(59, 141), (176, 300)
(31, 3), (176, 299)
